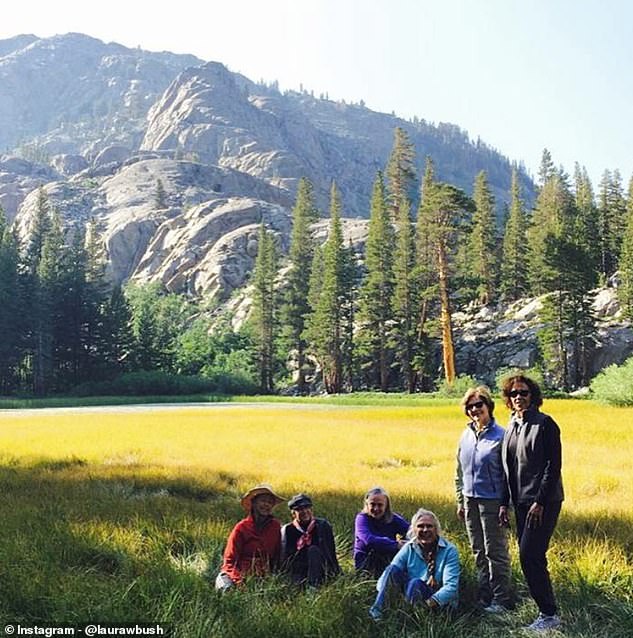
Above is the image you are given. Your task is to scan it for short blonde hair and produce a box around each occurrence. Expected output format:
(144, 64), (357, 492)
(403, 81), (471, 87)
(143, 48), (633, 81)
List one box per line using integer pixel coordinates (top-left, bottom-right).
(460, 385), (495, 417)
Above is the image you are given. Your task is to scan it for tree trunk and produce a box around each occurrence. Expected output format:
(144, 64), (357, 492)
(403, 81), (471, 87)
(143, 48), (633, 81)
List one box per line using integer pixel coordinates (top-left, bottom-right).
(437, 242), (456, 384)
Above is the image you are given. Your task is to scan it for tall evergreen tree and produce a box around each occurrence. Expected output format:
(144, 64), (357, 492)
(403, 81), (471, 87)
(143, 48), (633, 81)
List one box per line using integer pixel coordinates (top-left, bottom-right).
(385, 126), (417, 217)
(422, 182), (474, 384)
(305, 183), (348, 393)
(357, 172), (395, 391)
(597, 169), (627, 279)
(281, 177), (319, 394)
(0, 209), (23, 392)
(413, 157), (440, 390)
(391, 197), (418, 392)
(618, 175), (633, 319)
(469, 171), (498, 305)
(573, 164), (600, 275)
(501, 168), (529, 301)
(250, 223), (278, 393)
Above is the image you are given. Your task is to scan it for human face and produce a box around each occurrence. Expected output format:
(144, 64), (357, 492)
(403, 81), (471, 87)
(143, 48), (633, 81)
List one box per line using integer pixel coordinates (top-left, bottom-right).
(291, 505), (314, 525)
(252, 494), (275, 517)
(415, 514), (438, 545)
(367, 494), (388, 519)
(465, 394), (490, 426)
(509, 381), (531, 414)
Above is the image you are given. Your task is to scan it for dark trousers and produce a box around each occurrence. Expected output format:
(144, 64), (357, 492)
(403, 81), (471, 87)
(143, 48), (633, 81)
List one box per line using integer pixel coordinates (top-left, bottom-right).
(289, 545), (327, 587)
(358, 550), (393, 579)
(515, 501), (561, 616)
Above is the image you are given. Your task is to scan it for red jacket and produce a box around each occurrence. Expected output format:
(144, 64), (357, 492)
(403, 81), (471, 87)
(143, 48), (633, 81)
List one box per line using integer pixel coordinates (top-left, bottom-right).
(221, 515), (281, 584)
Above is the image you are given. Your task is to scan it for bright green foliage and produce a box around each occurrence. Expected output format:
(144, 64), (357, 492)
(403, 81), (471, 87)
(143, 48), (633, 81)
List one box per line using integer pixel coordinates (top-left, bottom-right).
(385, 126), (417, 217)
(618, 176), (633, 319)
(391, 197), (419, 392)
(249, 223), (278, 393)
(501, 168), (529, 301)
(126, 282), (196, 372)
(281, 177), (319, 394)
(597, 169), (627, 279)
(538, 147), (556, 187)
(305, 183), (350, 393)
(100, 284), (135, 375)
(357, 172), (395, 391)
(590, 355), (633, 405)
(469, 171), (498, 305)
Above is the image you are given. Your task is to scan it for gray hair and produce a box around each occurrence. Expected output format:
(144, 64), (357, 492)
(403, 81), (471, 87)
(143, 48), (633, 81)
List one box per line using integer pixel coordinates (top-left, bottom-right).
(363, 486), (393, 523)
(408, 508), (442, 538)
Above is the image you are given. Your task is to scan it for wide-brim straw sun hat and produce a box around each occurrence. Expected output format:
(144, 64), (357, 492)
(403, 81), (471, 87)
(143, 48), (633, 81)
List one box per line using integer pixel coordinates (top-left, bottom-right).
(240, 483), (285, 511)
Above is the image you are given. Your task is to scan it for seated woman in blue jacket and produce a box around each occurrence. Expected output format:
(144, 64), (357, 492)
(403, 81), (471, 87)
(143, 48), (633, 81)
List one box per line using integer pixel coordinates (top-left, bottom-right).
(369, 508), (460, 620)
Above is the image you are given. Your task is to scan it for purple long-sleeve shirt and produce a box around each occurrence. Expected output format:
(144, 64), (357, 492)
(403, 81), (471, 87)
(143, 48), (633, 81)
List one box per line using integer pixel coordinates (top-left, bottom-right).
(353, 511), (410, 569)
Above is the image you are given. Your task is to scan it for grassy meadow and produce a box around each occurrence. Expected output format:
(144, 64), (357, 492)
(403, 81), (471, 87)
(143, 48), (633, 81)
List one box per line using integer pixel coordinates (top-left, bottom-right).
(0, 399), (632, 636)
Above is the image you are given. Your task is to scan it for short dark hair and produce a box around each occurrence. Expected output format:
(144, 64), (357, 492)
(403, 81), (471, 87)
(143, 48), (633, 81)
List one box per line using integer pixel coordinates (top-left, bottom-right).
(501, 374), (543, 408)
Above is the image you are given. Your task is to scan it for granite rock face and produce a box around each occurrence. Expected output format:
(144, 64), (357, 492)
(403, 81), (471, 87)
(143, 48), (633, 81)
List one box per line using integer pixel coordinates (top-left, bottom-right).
(453, 291), (633, 387)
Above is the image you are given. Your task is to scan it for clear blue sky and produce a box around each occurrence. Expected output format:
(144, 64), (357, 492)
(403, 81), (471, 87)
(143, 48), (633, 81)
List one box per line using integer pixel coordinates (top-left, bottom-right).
(2, 0), (632, 187)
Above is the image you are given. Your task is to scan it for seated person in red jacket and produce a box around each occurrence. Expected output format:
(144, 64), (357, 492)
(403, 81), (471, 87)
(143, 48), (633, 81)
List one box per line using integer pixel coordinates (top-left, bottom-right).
(215, 484), (284, 590)
(354, 486), (410, 578)
(280, 493), (341, 587)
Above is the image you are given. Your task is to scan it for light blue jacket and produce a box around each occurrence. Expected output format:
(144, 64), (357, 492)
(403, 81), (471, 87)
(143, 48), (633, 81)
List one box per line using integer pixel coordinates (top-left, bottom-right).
(376, 537), (460, 608)
(456, 419), (506, 505)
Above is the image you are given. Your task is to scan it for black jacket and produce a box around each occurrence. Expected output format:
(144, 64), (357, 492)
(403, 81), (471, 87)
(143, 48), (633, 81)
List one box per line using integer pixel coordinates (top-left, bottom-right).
(280, 517), (340, 575)
(501, 406), (564, 506)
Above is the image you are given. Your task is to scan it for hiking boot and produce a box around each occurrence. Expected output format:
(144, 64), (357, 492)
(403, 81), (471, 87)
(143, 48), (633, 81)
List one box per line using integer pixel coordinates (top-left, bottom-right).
(526, 613), (561, 632)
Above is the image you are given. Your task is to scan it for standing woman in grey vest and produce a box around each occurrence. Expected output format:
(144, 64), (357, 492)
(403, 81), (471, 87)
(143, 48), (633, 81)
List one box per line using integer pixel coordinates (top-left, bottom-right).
(455, 386), (512, 613)
(500, 375), (564, 633)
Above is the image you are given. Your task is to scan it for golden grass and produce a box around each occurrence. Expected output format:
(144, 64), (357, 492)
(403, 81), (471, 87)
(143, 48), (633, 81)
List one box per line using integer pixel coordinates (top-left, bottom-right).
(1, 399), (632, 516)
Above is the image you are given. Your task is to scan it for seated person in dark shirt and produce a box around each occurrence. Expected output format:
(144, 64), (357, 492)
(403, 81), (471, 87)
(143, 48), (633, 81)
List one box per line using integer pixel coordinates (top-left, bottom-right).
(354, 486), (410, 578)
(280, 493), (340, 587)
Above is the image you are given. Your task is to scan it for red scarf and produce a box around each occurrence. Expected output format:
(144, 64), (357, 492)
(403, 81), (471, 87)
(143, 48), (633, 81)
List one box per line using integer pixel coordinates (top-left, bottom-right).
(293, 518), (316, 551)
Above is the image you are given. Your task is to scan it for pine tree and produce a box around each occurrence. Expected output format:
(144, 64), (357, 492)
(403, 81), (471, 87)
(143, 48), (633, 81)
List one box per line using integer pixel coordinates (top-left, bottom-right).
(250, 223), (278, 393)
(0, 208), (22, 392)
(357, 172), (395, 391)
(154, 178), (167, 209)
(385, 126), (417, 217)
(391, 197), (418, 391)
(305, 183), (347, 393)
(538, 148), (556, 188)
(501, 168), (529, 301)
(573, 164), (600, 275)
(469, 171), (498, 305)
(413, 157), (440, 390)
(618, 175), (633, 319)
(597, 169), (627, 279)
(281, 177), (319, 393)
(422, 182), (474, 384)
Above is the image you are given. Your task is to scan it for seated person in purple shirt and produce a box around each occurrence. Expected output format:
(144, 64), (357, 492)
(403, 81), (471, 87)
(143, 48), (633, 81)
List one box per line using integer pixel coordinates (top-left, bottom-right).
(354, 486), (410, 578)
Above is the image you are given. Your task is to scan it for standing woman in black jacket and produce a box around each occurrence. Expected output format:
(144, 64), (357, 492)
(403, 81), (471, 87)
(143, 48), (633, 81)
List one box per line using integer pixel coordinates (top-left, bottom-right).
(499, 375), (564, 633)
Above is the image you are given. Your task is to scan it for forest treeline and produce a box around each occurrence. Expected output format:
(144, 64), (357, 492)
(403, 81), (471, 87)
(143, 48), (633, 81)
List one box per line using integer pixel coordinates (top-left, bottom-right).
(1, 128), (633, 396)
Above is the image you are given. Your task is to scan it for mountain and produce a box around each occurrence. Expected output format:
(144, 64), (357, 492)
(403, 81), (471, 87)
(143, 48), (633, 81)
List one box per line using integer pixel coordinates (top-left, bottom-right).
(3, 32), (535, 300)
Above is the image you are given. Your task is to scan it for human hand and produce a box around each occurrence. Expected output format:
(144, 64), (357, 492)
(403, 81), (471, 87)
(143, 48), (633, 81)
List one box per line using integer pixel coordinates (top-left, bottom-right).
(527, 502), (544, 528)
(457, 505), (465, 522)
(498, 505), (509, 527)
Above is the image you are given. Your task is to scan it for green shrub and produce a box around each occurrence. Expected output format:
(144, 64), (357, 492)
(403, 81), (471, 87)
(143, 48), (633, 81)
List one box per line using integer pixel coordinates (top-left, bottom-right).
(590, 356), (633, 406)
(71, 370), (257, 397)
(435, 374), (480, 398)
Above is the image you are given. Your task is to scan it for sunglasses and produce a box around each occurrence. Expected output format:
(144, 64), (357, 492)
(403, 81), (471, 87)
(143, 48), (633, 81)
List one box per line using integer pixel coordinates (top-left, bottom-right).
(466, 400), (485, 411)
(509, 389), (530, 398)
